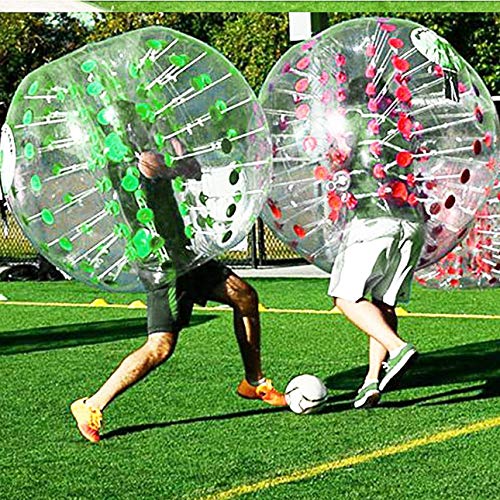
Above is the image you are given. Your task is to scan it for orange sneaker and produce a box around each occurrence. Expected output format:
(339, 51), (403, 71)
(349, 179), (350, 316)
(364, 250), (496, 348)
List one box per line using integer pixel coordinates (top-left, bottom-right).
(237, 378), (287, 407)
(70, 398), (102, 443)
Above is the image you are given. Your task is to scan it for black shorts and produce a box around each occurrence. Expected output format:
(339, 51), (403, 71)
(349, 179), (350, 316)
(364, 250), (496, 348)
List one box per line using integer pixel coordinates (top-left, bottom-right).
(146, 260), (232, 334)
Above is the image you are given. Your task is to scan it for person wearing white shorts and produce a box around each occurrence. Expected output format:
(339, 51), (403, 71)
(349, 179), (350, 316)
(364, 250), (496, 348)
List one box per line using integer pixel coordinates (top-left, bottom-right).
(329, 216), (425, 409)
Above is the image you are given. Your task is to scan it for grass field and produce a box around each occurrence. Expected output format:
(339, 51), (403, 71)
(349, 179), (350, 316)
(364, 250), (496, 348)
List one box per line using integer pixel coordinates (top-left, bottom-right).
(0, 278), (499, 498)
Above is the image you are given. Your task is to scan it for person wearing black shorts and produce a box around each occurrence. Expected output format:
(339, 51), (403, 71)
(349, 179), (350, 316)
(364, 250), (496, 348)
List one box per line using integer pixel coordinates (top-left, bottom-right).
(70, 145), (286, 443)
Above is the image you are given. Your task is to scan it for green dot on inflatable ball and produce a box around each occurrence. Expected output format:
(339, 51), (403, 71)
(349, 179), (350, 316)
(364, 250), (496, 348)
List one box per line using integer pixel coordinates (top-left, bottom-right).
(127, 166), (141, 178)
(30, 175), (42, 192)
(79, 261), (94, 274)
(221, 138), (232, 154)
(222, 231), (232, 244)
(114, 223), (131, 240)
(63, 193), (74, 204)
(134, 189), (146, 204)
(184, 225), (195, 239)
(104, 132), (129, 162)
(27, 81), (39, 96)
(201, 74), (212, 86)
(205, 215), (215, 228)
(151, 236), (165, 252)
(59, 237), (73, 252)
(132, 228), (153, 258)
(105, 200), (121, 217)
(172, 176), (185, 192)
(229, 168), (241, 185)
(154, 133), (165, 149)
(215, 99), (227, 112)
(226, 128), (238, 139)
(128, 62), (139, 79)
(97, 109), (110, 125)
(86, 81), (104, 97)
(164, 152), (174, 167)
(146, 39), (165, 51)
(81, 59), (97, 73)
(42, 135), (55, 148)
(178, 202), (189, 216)
(234, 192), (242, 203)
(209, 106), (223, 123)
(23, 109), (33, 125)
(121, 175), (140, 192)
(226, 204), (236, 218)
(135, 102), (152, 121)
(52, 163), (63, 175)
(24, 143), (35, 160)
(96, 176), (112, 193)
(80, 223), (92, 235)
(41, 208), (55, 225)
(137, 207), (154, 224)
(191, 74), (212, 91)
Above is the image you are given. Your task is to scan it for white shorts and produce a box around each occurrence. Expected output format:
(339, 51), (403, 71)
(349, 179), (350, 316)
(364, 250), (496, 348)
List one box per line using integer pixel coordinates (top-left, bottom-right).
(328, 217), (424, 306)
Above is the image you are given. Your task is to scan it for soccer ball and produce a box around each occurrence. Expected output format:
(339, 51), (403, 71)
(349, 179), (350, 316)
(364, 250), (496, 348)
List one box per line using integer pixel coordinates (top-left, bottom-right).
(285, 374), (328, 414)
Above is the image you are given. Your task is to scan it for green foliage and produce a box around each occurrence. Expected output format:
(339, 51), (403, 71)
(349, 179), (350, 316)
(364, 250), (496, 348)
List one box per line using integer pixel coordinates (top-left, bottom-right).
(207, 13), (290, 90)
(1, 11), (500, 125)
(324, 12), (500, 94)
(0, 13), (90, 123)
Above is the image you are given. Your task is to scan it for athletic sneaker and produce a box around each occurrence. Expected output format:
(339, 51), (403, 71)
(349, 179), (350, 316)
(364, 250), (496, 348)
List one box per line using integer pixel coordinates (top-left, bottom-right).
(353, 382), (381, 409)
(237, 378), (287, 407)
(70, 398), (102, 443)
(379, 343), (418, 392)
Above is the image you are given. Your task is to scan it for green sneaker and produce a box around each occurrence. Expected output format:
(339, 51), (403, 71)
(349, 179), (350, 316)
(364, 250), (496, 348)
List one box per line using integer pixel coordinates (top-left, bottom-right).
(353, 382), (381, 409)
(379, 343), (418, 392)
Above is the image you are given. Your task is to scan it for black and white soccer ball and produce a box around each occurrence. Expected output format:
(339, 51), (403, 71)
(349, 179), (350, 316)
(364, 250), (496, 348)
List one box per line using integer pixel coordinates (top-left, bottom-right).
(285, 374), (328, 414)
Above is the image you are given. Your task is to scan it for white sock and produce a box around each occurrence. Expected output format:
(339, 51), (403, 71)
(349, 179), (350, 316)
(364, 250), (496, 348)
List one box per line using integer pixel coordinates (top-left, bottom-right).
(362, 378), (379, 389)
(389, 343), (407, 359)
(248, 377), (266, 387)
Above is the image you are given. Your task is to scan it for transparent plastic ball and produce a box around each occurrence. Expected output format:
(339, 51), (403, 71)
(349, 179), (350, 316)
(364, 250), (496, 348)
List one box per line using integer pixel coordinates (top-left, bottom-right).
(0, 27), (272, 291)
(260, 18), (499, 272)
(416, 179), (500, 288)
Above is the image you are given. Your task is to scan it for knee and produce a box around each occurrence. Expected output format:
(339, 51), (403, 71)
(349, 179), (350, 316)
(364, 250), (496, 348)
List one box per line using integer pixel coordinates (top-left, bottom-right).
(145, 332), (177, 365)
(227, 276), (259, 316)
(334, 297), (347, 313)
(373, 298), (394, 315)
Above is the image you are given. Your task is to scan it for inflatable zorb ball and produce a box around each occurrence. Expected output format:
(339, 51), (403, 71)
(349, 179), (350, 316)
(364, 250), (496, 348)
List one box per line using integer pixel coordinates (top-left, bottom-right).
(416, 179), (500, 288)
(260, 18), (499, 272)
(0, 27), (272, 292)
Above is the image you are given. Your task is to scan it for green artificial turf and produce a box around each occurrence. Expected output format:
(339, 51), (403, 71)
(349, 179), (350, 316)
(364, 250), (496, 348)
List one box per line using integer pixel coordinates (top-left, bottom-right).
(88, 1), (500, 13)
(0, 279), (499, 498)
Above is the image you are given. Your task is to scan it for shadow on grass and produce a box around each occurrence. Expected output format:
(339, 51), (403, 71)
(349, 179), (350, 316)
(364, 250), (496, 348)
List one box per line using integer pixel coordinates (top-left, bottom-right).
(0, 314), (216, 355)
(102, 405), (288, 441)
(325, 339), (500, 407)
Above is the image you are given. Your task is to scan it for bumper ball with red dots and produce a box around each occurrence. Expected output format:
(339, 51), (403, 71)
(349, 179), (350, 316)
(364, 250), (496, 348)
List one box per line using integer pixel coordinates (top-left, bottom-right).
(0, 27), (272, 292)
(259, 17), (499, 272)
(416, 179), (500, 288)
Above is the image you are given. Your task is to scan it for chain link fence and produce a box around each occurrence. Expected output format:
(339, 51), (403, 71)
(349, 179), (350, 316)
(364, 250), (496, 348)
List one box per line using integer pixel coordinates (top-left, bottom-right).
(0, 214), (303, 271)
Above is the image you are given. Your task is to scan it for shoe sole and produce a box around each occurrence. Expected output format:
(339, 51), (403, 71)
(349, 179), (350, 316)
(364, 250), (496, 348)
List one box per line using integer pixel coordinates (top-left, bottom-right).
(379, 349), (418, 392)
(354, 390), (381, 409)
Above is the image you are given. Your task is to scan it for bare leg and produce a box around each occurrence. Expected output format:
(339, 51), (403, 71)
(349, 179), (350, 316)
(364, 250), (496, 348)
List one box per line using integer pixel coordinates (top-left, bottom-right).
(208, 273), (263, 383)
(364, 299), (399, 382)
(335, 297), (405, 353)
(86, 331), (178, 411)
(365, 337), (387, 382)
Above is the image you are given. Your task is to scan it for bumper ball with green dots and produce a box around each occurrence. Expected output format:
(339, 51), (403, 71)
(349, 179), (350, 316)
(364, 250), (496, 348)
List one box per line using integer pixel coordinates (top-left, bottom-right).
(0, 27), (272, 292)
(260, 18), (499, 273)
